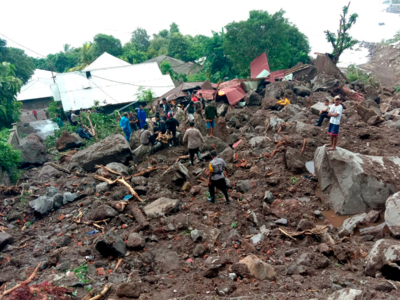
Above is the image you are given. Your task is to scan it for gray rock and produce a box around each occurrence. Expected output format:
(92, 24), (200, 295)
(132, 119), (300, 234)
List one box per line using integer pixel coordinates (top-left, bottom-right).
(16, 133), (47, 166)
(240, 254), (276, 280)
(314, 146), (400, 215)
(95, 182), (109, 194)
(126, 233), (145, 249)
(285, 147), (306, 174)
(293, 85), (311, 96)
(29, 196), (54, 215)
(160, 163), (190, 188)
(365, 239), (400, 276)
(56, 131), (85, 151)
(116, 282), (141, 299)
(327, 289), (362, 300)
(95, 231), (126, 257)
(193, 244), (208, 257)
(249, 136), (269, 148)
(202, 136), (229, 153)
(311, 102), (330, 116)
(89, 204), (118, 221)
(143, 197), (180, 219)
(338, 213), (368, 237)
(46, 186), (60, 198)
(296, 219), (316, 231)
(229, 273), (237, 281)
(131, 176), (148, 186)
(250, 233), (265, 245)
(105, 162), (129, 176)
(37, 165), (63, 181)
(0, 233), (13, 250)
(385, 192), (400, 237)
(63, 192), (78, 205)
(267, 116), (285, 132)
(359, 223), (386, 239)
(217, 104), (229, 117)
(52, 193), (64, 209)
(219, 147), (234, 163)
(263, 191), (274, 204)
(70, 134), (132, 172)
(275, 219), (288, 225)
(191, 229), (203, 242)
(236, 180), (251, 193)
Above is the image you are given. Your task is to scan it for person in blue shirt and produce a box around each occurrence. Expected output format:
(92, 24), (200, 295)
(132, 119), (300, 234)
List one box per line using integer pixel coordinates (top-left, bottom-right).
(120, 112), (131, 141)
(56, 114), (64, 128)
(137, 105), (147, 129)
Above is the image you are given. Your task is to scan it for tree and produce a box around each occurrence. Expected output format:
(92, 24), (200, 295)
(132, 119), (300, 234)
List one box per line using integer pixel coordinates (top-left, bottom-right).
(0, 40), (34, 83)
(149, 36), (168, 56)
(167, 33), (190, 62)
(0, 62), (23, 129)
(325, 2), (359, 65)
(93, 34), (123, 58)
(157, 29), (169, 39)
(131, 28), (150, 52)
(63, 44), (74, 53)
(120, 49), (148, 64)
(170, 22), (180, 35)
(224, 10), (310, 77)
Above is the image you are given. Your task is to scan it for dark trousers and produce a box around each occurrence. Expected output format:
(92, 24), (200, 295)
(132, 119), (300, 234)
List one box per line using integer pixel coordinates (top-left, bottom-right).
(189, 147), (201, 165)
(316, 112), (329, 126)
(171, 129), (178, 146)
(209, 178), (229, 202)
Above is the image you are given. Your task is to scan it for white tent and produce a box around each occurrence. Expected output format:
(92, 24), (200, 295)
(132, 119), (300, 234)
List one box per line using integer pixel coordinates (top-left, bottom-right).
(17, 69), (56, 101)
(52, 53), (175, 112)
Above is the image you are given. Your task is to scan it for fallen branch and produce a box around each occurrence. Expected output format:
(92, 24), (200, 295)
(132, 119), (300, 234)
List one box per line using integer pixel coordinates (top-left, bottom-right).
(301, 138), (307, 154)
(114, 258), (123, 272)
(133, 166), (168, 177)
(126, 203), (149, 231)
(88, 284), (112, 300)
(50, 163), (71, 174)
(176, 155), (189, 162)
(1, 262), (41, 298)
(92, 174), (117, 185)
(86, 114), (96, 139)
(82, 290), (95, 300)
(95, 165), (122, 177)
(117, 178), (143, 202)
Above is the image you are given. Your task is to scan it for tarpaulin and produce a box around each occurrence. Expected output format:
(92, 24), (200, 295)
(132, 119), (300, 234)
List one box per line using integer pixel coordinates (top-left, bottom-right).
(250, 52), (270, 78)
(218, 79), (246, 105)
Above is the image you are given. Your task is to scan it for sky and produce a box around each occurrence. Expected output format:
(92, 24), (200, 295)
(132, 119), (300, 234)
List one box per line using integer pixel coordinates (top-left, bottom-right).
(0, 0), (398, 65)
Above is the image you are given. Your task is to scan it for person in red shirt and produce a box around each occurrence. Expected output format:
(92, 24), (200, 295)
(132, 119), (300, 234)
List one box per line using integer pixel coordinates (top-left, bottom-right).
(32, 109), (38, 120)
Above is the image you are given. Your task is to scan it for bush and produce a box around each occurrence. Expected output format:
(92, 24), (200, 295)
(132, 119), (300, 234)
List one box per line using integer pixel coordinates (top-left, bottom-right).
(346, 64), (378, 86)
(395, 86), (400, 94)
(47, 99), (66, 121)
(0, 129), (22, 183)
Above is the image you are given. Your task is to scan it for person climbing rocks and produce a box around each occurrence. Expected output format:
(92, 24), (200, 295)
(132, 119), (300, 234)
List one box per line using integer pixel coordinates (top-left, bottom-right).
(120, 112), (131, 142)
(326, 96), (343, 151)
(205, 100), (219, 137)
(184, 101), (197, 125)
(183, 121), (204, 166)
(208, 150), (230, 205)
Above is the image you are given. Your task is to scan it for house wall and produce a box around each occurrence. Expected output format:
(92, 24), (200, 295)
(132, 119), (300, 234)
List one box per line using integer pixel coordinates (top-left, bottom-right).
(21, 97), (53, 110)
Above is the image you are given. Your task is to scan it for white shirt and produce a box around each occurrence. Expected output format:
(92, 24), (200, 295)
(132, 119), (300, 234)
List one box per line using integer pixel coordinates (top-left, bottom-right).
(329, 105), (343, 125)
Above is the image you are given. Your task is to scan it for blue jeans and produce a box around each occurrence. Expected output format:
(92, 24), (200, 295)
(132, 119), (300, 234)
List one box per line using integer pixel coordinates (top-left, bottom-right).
(124, 130), (131, 141)
(206, 119), (215, 129)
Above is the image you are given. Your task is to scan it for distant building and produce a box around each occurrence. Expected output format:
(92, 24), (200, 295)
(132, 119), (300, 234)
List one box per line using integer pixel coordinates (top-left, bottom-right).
(51, 52), (175, 112)
(17, 69), (56, 109)
(141, 55), (201, 76)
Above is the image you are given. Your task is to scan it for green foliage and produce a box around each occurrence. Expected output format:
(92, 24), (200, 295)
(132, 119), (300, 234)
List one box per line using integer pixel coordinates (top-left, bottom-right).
(325, 3), (359, 64)
(0, 62), (23, 129)
(395, 86), (400, 94)
(346, 65), (378, 86)
(47, 99), (65, 120)
(120, 49), (148, 64)
(170, 22), (180, 35)
(131, 28), (150, 52)
(73, 264), (90, 283)
(0, 40), (34, 83)
(187, 72), (207, 82)
(135, 87), (154, 104)
(0, 128), (22, 183)
(224, 10), (311, 77)
(290, 176), (300, 185)
(231, 221), (238, 228)
(93, 34), (123, 58)
(168, 33), (191, 62)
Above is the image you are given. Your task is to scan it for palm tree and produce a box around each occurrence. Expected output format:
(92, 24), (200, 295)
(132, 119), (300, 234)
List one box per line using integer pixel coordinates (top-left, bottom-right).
(67, 42), (94, 72)
(63, 44), (74, 53)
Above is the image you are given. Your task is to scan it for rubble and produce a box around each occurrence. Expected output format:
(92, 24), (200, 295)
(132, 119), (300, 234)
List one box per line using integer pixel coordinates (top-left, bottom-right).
(385, 192), (400, 237)
(55, 131), (84, 151)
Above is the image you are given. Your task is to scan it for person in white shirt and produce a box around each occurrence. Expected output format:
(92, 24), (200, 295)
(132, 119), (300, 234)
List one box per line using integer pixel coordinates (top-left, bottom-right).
(326, 96), (343, 151)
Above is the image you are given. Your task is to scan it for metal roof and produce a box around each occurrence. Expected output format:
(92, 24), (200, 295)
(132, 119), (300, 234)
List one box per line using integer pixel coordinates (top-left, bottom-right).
(251, 52), (270, 78)
(17, 69), (56, 101)
(141, 55), (201, 75)
(84, 52), (131, 71)
(52, 62), (175, 112)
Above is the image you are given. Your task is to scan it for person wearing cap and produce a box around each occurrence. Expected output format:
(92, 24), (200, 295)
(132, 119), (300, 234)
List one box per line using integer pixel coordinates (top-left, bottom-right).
(315, 99), (331, 127)
(326, 96), (343, 151)
(205, 100), (219, 137)
(183, 121), (204, 166)
(208, 150), (230, 204)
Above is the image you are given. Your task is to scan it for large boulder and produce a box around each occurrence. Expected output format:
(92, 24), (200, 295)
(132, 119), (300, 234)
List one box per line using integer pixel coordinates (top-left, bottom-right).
(311, 102), (329, 116)
(293, 85), (311, 97)
(56, 131), (84, 151)
(217, 103), (229, 117)
(385, 192), (400, 237)
(219, 147), (234, 163)
(37, 165), (64, 181)
(244, 90), (262, 106)
(202, 136), (229, 153)
(285, 148), (306, 174)
(364, 239), (400, 277)
(161, 163), (190, 188)
(143, 197), (181, 219)
(314, 146), (400, 215)
(17, 133), (47, 166)
(264, 82), (292, 99)
(70, 134), (132, 172)
(105, 162), (129, 176)
(311, 74), (340, 92)
(356, 103), (384, 125)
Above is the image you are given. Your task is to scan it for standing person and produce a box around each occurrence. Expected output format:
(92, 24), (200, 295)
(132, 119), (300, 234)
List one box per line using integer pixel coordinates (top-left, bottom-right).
(166, 115), (180, 146)
(314, 99), (331, 126)
(45, 109), (49, 119)
(70, 111), (78, 126)
(191, 91), (198, 103)
(205, 101), (219, 137)
(326, 96), (343, 151)
(160, 98), (171, 116)
(32, 109), (38, 120)
(137, 105), (147, 129)
(184, 102), (197, 125)
(120, 112), (131, 142)
(183, 121), (204, 166)
(56, 114), (64, 128)
(199, 93), (205, 110)
(167, 106), (174, 119)
(129, 112), (139, 132)
(208, 150), (230, 204)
